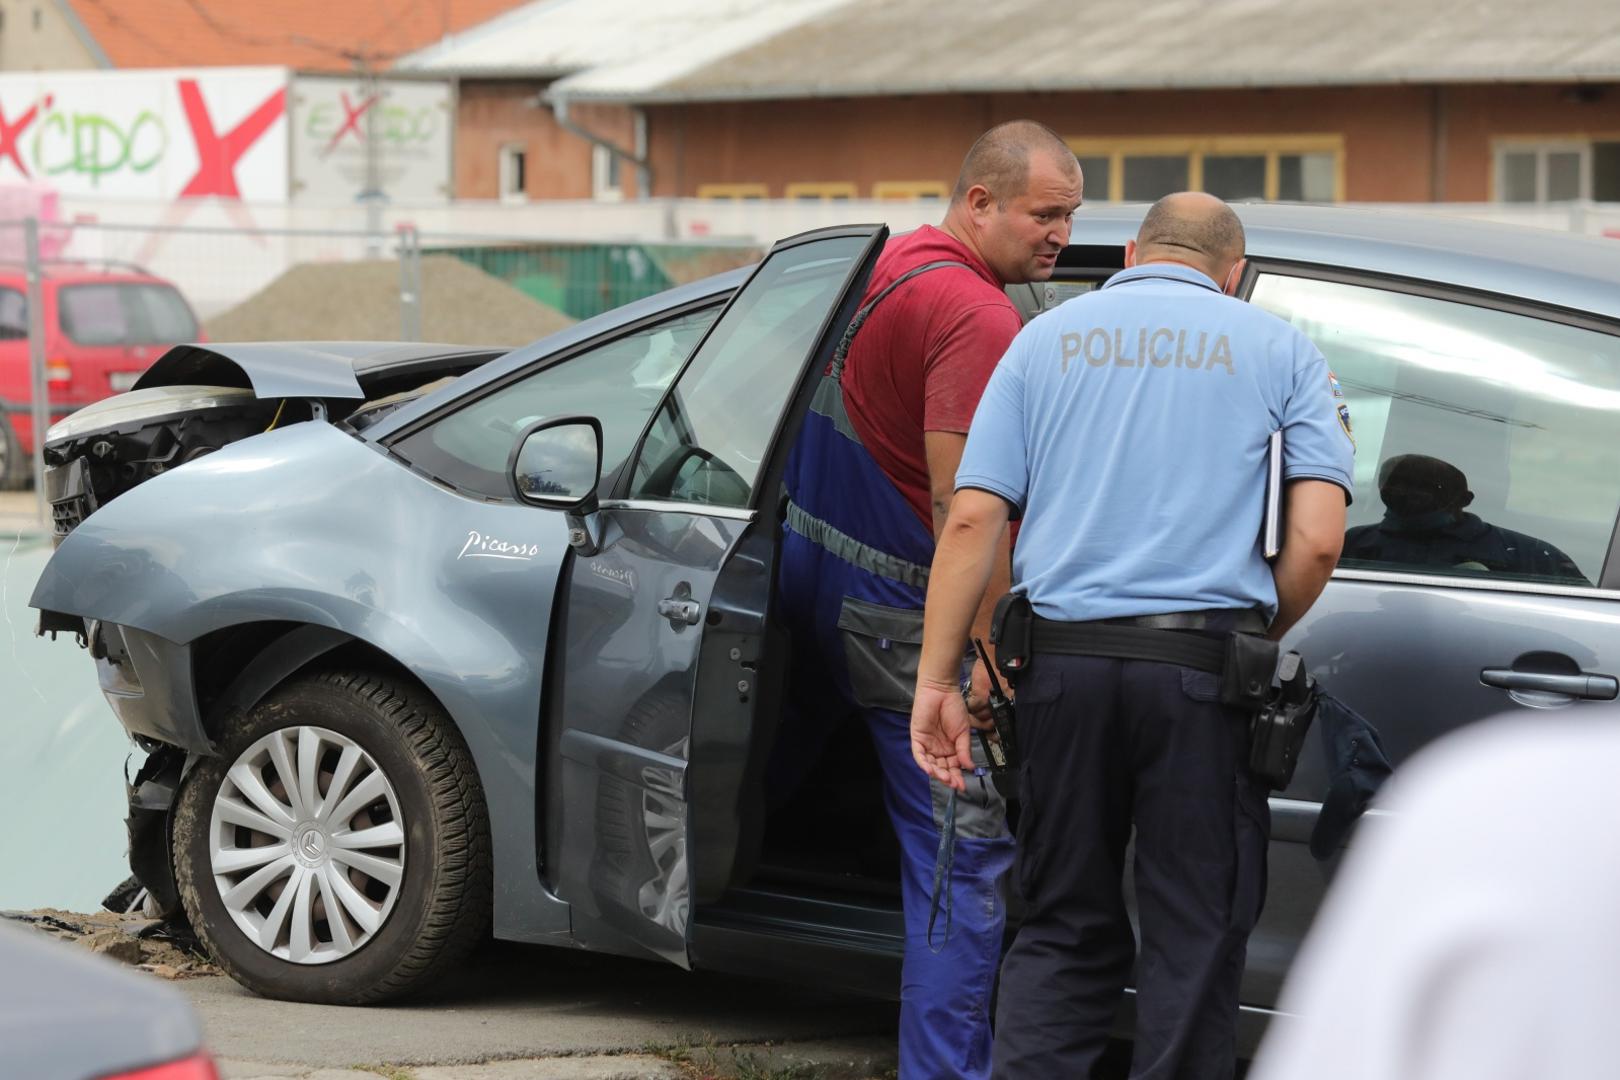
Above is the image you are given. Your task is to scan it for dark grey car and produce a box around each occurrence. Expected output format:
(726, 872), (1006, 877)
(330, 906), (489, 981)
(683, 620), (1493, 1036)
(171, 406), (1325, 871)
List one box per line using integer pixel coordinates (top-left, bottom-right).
(30, 208), (1620, 1049)
(0, 923), (215, 1080)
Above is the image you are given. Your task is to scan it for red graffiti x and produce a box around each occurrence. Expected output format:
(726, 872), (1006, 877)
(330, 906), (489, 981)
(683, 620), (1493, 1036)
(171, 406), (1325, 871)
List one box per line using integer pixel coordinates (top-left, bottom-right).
(323, 92), (379, 155)
(179, 79), (286, 198)
(0, 96), (49, 178)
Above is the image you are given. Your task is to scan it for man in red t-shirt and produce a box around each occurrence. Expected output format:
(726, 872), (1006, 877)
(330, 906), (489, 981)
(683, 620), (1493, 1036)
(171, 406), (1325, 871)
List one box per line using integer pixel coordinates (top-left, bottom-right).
(844, 123), (1080, 705)
(776, 121), (1082, 1079)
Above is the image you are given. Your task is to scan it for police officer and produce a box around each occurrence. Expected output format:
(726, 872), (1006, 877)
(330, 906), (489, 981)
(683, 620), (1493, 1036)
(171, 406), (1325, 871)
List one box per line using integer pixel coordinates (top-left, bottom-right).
(775, 121), (1082, 1079)
(911, 193), (1353, 1079)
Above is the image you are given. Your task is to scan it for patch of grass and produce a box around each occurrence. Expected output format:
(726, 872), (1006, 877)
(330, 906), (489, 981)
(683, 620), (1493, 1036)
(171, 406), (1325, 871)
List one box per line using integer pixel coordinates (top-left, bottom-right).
(354, 1065), (418, 1080)
(650, 1036), (828, 1080)
(728, 1050), (823, 1080)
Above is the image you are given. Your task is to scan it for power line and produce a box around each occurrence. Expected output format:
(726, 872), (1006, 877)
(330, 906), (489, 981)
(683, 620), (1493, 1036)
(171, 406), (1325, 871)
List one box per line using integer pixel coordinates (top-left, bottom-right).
(181, 0), (415, 64)
(76, 0), (191, 65)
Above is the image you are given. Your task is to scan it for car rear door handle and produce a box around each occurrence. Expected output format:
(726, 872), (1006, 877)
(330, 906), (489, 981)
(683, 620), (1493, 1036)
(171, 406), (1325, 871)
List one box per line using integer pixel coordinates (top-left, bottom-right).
(1480, 668), (1619, 700)
(658, 596), (701, 627)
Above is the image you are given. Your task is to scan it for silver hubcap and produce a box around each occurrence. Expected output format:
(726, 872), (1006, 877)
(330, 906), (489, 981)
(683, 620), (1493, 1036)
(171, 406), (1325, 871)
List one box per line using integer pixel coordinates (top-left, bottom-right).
(208, 725), (406, 965)
(637, 737), (689, 933)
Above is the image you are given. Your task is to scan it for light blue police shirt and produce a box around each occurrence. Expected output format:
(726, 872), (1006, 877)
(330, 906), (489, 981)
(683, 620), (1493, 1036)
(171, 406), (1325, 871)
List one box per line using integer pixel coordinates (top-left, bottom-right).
(956, 262), (1354, 623)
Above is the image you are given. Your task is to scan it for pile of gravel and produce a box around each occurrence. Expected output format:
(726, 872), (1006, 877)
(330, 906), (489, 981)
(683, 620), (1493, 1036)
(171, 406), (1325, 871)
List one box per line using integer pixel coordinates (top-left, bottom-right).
(649, 245), (761, 286)
(205, 255), (576, 347)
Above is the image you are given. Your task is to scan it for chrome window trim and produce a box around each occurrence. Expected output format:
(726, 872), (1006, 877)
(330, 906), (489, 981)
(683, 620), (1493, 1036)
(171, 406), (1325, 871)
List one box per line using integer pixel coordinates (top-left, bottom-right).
(598, 498), (757, 522)
(1331, 566), (1614, 601)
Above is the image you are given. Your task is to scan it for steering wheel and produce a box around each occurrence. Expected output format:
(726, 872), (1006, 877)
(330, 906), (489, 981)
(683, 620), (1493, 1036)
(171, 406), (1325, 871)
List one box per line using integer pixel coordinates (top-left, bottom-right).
(640, 444), (745, 503)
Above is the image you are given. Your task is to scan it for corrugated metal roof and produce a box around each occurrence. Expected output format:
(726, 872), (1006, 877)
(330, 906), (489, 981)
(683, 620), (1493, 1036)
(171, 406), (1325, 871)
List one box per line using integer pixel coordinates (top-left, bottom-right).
(549, 0), (1620, 102)
(395, 0), (854, 79)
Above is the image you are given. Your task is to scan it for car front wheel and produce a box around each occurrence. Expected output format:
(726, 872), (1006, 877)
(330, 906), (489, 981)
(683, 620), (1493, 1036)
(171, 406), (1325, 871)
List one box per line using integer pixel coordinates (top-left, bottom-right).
(0, 414), (27, 490)
(172, 669), (491, 1003)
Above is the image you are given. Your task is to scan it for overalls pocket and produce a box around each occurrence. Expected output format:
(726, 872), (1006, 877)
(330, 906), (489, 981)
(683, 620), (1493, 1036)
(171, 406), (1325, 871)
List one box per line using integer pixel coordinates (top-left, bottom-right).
(835, 595), (926, 714)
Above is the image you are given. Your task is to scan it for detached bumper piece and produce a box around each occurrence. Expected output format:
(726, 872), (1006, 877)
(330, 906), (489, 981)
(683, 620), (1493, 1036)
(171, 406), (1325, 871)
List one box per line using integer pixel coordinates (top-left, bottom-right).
(44, 457), (96, 543)
(88, 620), (212, 754)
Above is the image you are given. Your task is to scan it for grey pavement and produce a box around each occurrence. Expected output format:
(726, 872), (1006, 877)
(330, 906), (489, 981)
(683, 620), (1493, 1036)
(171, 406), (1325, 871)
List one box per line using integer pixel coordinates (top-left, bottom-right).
(183, 940), (897, 1079)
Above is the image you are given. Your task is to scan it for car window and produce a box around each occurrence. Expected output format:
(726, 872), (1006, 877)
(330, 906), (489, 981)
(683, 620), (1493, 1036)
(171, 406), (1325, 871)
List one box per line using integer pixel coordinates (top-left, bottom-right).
(129, 284), (198, 342)
(58, 283), (198, 345)
(0, 287), (25, 340)
(1252, 273), (1620, 587)
(628, 236), (868, 508)
(390, 304), (721, 500)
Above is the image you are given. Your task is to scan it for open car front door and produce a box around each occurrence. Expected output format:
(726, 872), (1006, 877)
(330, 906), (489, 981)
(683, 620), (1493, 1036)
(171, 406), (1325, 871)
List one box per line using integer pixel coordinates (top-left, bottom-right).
(549, 226), (889, 966)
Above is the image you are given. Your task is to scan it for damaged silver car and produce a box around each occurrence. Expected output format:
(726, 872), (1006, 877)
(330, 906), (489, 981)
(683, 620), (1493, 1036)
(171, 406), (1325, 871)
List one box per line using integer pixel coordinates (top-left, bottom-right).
(31, 211), (1620, 1058)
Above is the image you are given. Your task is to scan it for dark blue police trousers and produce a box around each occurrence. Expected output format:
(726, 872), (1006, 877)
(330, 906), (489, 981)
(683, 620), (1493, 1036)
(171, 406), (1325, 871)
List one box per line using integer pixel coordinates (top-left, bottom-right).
(992, 653), (1270, 1080)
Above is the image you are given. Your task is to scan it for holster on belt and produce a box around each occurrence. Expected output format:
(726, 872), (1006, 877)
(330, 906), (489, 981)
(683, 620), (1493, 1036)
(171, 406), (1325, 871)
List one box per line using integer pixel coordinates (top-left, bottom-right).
(1219, 633), (1278, 710)
(989, 591), (1034, 683)
(997, 591), (1319, 790)
(1247, 651), (1319, 791)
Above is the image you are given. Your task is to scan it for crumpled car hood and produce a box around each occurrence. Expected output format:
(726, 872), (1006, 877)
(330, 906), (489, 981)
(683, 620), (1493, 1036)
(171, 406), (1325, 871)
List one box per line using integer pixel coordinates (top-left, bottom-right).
(135, 341), (508, 400)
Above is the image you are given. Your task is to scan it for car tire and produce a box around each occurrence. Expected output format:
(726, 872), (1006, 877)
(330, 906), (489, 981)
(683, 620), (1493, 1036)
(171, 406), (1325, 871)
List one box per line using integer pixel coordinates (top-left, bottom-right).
(172, 669), (491, 1004)
(0, 413), (28, 490)
(590, 684), (690, 936)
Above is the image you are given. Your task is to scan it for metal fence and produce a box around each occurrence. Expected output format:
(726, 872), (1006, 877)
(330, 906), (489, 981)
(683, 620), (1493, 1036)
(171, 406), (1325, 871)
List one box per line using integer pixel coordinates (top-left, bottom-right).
(0, 215), (761, 523)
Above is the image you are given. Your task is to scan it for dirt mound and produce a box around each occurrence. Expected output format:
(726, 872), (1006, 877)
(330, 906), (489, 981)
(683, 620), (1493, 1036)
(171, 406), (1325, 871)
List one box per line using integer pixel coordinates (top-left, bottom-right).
(2, 908), (217, 980)
(648, 245), (760, 287)
(205, 255), (575, 347)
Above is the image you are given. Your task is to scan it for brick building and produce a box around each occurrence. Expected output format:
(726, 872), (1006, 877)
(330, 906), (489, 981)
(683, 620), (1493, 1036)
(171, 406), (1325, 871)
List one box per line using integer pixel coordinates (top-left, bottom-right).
(397, 0), (837, 203)
(415, 0), (1620, 206)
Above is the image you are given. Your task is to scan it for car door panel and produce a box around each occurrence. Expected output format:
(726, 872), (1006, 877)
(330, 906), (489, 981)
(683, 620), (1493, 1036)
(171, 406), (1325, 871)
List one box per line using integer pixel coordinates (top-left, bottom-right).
(1239, 576), (1620, 1004)
(1233, 267), (1620, 1008)
(549, 228), (889, 967)
(553, 509), (751, 964)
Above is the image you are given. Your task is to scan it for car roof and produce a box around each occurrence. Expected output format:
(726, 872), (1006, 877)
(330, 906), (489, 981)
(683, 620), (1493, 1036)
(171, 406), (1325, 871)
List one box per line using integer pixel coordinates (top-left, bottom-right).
(1068, 203), (1620, 323)
(0, 260), (174, 285)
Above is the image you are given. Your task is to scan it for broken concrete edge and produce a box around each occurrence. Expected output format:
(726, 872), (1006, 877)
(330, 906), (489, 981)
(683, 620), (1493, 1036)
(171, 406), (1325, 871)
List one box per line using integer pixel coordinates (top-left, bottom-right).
(1, 908), (219, 979)
(214, 1036), (899, 1080)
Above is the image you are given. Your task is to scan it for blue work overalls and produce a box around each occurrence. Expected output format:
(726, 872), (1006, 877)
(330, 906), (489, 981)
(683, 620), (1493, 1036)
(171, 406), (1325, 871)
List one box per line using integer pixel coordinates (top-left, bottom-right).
(776, 261), (1016, 1080)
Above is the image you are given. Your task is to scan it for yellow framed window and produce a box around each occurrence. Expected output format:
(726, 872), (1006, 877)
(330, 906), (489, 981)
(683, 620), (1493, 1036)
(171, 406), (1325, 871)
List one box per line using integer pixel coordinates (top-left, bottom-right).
(784, 181), (858, 201)
(1067, 136), (1345, 203)
(696, 183), (770, 200)
(871, 180), (950, 200)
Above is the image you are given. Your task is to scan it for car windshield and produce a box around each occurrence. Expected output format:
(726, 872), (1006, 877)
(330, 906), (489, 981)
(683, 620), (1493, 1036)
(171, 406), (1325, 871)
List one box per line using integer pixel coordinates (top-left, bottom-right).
(58, 283), (198, 346)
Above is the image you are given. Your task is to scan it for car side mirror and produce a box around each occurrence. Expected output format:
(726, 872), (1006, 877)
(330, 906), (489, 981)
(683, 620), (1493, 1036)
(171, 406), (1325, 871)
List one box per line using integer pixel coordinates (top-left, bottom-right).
(510, 416), (603, 514)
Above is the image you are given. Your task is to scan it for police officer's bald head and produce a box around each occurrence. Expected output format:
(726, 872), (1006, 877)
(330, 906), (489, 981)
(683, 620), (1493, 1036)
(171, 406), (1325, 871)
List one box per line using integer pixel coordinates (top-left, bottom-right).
(1127, 192), (1247, 295)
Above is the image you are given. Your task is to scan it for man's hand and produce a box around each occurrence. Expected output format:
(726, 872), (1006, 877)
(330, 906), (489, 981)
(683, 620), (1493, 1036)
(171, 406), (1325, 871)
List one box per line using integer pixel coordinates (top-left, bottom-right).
(914, 488), (1012, 789)
(911, 679), (975, 792)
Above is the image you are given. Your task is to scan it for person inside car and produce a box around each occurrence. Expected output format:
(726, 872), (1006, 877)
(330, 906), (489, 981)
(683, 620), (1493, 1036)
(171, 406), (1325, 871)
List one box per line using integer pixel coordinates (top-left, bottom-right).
(1341, 453), (1589, 584)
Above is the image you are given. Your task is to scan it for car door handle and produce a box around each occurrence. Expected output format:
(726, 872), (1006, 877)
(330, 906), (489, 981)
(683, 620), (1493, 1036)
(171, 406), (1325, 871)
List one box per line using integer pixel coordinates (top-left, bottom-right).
(1480, 668), (1619, 700)
(657, 597), (701, 627)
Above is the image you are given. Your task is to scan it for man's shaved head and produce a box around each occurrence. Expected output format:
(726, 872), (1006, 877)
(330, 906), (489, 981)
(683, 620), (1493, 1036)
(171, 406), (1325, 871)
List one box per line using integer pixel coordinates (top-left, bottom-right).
(1136, 192), (1245, 268)
(951, 120), (1079, 206)
(1127, 192), (1247, 290)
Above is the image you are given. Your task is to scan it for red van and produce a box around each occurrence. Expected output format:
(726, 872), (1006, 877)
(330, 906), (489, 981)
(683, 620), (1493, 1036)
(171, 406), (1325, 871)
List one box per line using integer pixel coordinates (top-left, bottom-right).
(0, 262), (201, 488)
